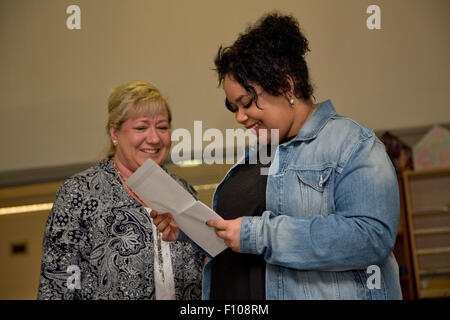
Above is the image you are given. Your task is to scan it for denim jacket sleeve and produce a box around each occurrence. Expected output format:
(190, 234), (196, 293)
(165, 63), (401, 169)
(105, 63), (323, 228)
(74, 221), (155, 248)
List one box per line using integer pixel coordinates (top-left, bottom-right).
(239, 135), (400, 270)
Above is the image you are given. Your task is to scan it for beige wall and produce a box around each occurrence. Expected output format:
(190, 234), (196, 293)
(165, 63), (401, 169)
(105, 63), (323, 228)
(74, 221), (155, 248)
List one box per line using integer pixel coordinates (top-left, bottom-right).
(1, 0), (449, 172)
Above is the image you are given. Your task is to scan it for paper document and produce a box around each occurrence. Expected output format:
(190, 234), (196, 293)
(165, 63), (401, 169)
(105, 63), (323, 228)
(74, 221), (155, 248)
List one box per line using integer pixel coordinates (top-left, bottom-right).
(126, 159), (227, 257)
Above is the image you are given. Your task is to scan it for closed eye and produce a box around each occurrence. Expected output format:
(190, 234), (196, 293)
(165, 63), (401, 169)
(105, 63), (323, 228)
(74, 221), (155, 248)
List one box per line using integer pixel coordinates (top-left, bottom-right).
(225, 97), (254, 113)
(242, 98), (254, 109)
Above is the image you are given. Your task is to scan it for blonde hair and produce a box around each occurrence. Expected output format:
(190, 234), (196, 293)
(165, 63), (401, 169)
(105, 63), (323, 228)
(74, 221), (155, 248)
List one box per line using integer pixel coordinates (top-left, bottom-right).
(106, 80), (172, 155)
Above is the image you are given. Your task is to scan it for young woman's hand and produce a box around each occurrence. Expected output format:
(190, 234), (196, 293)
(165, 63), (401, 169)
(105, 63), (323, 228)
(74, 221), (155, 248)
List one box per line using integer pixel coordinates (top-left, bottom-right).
(207, 218), (242, 253)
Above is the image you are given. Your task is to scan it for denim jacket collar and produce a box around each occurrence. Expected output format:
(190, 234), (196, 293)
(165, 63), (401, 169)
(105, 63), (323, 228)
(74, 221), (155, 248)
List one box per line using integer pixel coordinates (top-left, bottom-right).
(290, 99), (336, 143)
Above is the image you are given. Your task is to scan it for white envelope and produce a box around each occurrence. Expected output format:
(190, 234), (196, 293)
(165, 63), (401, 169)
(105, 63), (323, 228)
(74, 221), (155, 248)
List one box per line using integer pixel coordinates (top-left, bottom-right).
(126, 159), (227, 257)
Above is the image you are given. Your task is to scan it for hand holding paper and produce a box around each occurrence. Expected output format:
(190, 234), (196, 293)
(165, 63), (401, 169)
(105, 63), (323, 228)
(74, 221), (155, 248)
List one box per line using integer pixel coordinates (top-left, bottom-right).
(126, 159), (227, 257)
(207, 217), (242, 253)
(150, 211), (179, 242)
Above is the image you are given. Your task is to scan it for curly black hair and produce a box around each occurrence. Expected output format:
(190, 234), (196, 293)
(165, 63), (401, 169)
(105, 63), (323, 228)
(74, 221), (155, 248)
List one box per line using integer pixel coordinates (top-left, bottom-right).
(214, 12), (314, 104)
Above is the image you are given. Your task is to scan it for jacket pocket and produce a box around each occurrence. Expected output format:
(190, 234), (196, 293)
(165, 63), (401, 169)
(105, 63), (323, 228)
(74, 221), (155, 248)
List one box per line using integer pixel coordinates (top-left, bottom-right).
(283, 167), (334, 218)
(296, 167), (333, 192)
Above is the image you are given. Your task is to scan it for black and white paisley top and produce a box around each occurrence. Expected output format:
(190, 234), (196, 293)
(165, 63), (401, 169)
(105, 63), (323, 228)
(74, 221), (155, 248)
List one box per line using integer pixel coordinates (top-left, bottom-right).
(37, 156), (205, 300)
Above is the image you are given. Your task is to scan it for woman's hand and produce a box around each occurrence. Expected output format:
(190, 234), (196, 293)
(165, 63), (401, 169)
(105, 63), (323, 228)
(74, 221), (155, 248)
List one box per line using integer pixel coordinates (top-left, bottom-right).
(150, 210), (179, 241)
(207, 218), (242, 253)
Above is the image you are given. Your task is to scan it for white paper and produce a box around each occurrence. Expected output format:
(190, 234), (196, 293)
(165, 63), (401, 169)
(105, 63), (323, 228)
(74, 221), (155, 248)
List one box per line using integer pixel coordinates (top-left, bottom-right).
(126, 159), (227, 257)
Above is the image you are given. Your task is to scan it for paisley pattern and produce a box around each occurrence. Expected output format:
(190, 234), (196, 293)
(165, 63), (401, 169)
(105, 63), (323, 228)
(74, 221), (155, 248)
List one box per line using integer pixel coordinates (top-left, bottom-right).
(38, 156), (205, 300)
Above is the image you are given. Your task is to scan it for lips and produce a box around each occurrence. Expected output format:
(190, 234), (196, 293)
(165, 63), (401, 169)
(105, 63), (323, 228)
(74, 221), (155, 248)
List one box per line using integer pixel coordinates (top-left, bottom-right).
(141, 149), (159, 155)
(246, 121), (262, 130)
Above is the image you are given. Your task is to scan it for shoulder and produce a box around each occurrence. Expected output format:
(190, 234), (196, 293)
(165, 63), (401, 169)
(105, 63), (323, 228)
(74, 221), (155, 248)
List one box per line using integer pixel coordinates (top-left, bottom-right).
(313, 114), (381, 170)
(56, 158), (113, 197)
(73, 157), (112, 179)
(325, 114), (374, 142)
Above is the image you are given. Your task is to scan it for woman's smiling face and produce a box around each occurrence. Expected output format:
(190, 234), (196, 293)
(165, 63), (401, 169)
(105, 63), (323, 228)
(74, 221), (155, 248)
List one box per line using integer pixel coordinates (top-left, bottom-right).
(223, 74), (298, 145)
(110, 108), (171, 174)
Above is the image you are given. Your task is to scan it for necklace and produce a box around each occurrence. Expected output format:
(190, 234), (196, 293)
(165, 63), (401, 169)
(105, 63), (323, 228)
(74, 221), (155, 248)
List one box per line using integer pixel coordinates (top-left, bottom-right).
(111, 158), (146, 207)
(111, 158), (125, 180)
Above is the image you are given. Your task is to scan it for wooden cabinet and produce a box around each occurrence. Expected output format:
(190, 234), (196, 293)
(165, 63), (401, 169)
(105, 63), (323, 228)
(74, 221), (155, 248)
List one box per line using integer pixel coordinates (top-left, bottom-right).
(403, 167), (450, 299)
(393, 175), (416, 299)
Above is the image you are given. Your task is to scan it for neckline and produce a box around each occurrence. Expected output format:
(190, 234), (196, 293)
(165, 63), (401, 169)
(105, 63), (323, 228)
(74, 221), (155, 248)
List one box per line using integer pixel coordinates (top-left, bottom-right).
(111, 158), (148, 208)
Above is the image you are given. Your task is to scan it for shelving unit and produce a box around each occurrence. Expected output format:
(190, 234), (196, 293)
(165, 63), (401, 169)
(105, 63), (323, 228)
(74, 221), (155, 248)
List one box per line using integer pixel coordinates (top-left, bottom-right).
(393, 175), (416, 299)
(403, 167), (450, 299)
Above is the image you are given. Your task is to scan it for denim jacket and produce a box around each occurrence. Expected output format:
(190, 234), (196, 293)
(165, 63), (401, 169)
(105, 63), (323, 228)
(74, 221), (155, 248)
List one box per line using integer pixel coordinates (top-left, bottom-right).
(202, 100), (402, 300)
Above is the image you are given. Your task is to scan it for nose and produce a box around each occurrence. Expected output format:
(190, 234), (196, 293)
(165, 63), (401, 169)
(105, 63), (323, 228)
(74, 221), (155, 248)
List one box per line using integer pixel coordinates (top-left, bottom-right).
(235, 106), (248, 124)
(146, 126), (161, 144)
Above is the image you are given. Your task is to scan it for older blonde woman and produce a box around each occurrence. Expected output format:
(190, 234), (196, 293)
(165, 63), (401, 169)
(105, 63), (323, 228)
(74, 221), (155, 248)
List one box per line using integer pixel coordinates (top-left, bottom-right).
(38, 81), (205, 300)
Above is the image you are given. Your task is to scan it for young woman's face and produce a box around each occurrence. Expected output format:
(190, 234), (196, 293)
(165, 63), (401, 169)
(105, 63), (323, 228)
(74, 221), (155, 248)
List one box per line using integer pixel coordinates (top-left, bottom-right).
(223, 74), (297, 145)
(110, 111), (171, 173)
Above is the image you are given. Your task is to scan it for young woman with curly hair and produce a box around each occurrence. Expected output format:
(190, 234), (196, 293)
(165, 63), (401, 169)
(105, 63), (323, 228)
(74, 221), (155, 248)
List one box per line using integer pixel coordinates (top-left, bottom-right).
(153, 12), (402, 300)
